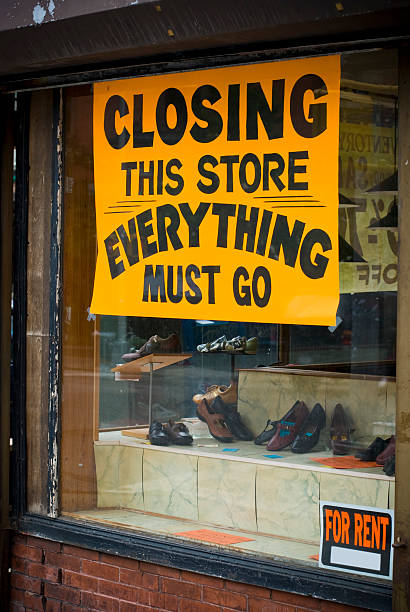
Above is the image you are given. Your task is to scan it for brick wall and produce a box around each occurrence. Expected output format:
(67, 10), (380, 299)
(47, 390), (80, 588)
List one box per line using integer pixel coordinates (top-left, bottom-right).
(9, 534), (367, 612)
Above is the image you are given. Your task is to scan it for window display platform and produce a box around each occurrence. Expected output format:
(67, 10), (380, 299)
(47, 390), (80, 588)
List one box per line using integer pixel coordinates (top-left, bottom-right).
(65, 507), (320, 566)
(94, 431), (395, 548)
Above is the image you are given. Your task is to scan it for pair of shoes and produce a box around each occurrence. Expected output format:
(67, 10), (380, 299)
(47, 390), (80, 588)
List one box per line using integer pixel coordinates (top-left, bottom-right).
(330, 404), (354, 455)
(196, 397), (253, 442)
(122, 333), (181, 362)
(263, 401), (326, 452)
(193, 382), (238, 405)
(149, 420), (193, 446)
(196, 336), (258, 355)
(355, 436), (391, 461)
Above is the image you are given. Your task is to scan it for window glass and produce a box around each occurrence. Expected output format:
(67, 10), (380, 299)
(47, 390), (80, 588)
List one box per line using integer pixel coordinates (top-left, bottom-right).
(60, 50), (397, 577)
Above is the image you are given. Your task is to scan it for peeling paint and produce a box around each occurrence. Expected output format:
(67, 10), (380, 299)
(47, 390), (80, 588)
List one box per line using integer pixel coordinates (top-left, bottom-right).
(32, 3), (46, 24)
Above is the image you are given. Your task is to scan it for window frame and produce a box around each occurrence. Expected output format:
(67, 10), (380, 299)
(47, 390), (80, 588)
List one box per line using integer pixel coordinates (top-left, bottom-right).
(10, 41), (410, 611)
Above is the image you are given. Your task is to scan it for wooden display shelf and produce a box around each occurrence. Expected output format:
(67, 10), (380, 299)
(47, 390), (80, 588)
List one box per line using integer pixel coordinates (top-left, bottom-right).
(111, 353), (192, 377)
(121, 426), (150, 439)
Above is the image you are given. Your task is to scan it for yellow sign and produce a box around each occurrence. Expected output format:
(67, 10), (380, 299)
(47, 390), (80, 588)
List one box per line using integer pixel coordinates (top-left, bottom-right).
(91, 55), (341, 324)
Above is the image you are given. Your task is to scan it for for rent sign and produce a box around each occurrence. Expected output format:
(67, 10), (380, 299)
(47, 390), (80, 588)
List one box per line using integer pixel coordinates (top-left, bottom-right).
(319, 501), (394, 579)
(91, 55), (340, 324)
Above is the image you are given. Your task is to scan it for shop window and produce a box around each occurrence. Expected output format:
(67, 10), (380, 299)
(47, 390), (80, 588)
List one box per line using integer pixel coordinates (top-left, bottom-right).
(51, 49), (398, 577)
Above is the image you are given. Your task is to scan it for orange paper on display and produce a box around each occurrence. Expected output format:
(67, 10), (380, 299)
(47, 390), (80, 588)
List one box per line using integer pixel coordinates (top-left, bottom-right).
(173, 529), (254, 545)
(310, 456), (379, 470)
(91, 56), (340, 324)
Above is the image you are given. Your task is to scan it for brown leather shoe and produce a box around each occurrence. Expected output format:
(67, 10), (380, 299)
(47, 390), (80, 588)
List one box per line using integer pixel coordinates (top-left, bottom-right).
(192, 381), (238, 405)
(330, 404), (353, 455)
(376, 435), (395, 465)
(196, 399), (234, 442)
(122, 333), (180, 361)
(266, 401), (309, 450)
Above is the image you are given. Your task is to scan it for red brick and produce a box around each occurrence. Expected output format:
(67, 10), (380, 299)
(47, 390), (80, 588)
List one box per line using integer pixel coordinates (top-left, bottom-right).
(320, 603), (365, 612)
(10, 589), (26, 604)
(27, 536), (61, 553)
(82, 559), (119, 581)
(63, 569), (98, 592)
(11, 572), (42, 594)
(27, 561), (60, 582)
(11, 555), (27, 573)
(271, 590), (319, 610)
(12, 543), (43, 562)
(149, 591), (178, 610)
(136, 587), (151, 606)
(62, 605), (89, 612)
(226, 581), (271, 599)
(13, 534), (27, 546)
(62, 544), (99, 560)
(46, 551), (82, 572)
(119, 566), (159, 590)
(249, 597), (298, 612)
(10, 603), (25, 612)
(179, 600), (222, 612)
(181, 570), (225, 589)
(99, 552), (139, 570)
(162, 576), (202, 600)
(24, 592), (44, 611)
(98, 578), (138, 602)
(81, 591), (120, 611)
(203, 586), (247, 610)
(44, 583), (81, 605)
(46, 599), (62, 612)
(119, 603), (151, 612)
(140, 560), (180, 578)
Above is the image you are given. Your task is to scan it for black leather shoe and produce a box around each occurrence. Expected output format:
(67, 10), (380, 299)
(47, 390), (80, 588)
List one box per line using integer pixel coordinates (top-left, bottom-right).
(291, 403), (326, 454)
(164, 420), (193, 445)
(211, 397), (253, 441)
(149, 421), (169, 446)
(355, 437), (389, 461)
(254, 419), (279, 445)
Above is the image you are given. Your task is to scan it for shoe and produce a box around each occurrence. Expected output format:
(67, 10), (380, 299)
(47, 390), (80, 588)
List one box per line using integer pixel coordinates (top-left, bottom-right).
(196, 399), (234, 442)
(383, 454), (395, 476)
(330, 404), (352, 455)
(211, 397), (253, 441)
(122, 333), (180, 361)
(266, 401), (309, 451)
(244, 337), (258, 354)
(192, 381), (238, 405)
(355, 437), (390, 461)
(291, 403), (326, 453)
(225, 336), (246, 353)
(254, 419), (279, 445)
(149, 421), (169, 446)
(208, 335), (227, 352)
(376, 436), (395, 465)
(164, 420), (193, 445)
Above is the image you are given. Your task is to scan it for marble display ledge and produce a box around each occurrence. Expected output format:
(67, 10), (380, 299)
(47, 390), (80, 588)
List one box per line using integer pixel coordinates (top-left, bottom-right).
(94, 436), (393, 481)
(237, 366), (396, 382)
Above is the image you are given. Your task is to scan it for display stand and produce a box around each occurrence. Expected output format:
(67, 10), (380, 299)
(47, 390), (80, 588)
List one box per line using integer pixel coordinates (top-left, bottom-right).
(111, 353), (192, 427)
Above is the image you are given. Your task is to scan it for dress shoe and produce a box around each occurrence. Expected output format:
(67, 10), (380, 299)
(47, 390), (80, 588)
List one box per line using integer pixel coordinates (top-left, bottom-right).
(149, 421), (169, 446)
(355, 437), (389, 461)
(330, 404), (352, 455)
(122, 333), (180, 361)
(196, 399), (234, 442)
(164, 420), (193, 445)
(266, 401), (309, 451)
(291, 403), (326, 454)
(376, 435), (395, 465)
(383, 454), (395, 476)
(197, 335), (227, 352)
(211, 397), (253, 441)
(193, 381), (238, 405)
(254, 419), (279, 445)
